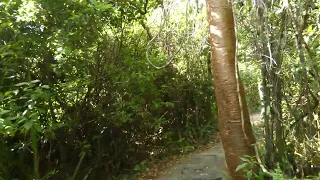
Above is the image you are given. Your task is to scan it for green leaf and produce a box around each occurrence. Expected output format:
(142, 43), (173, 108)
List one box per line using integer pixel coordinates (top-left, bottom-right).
(41, 85), (50, 89)
(240, 157), (251, 163)
(33, 91), (50, 100)
(4, 90), (13, 96)
(31, 128), (38, 151)
(101, 4), (112, 10)
(96, 3), (113, 11)
(15, 82), (29, 86)
(306, 25), (313, 33)
(23, 121), (33, 131)
(30, 80), (40, 84)
(134, 164), (141, 171)
(0, 118), (5, 129)
(90, 0), (97, 5)
(33, 123), (42, 133)
(37, 107), (46, 113)
(247, 170), (253, 179)
(0, 110), (10, 115)
(235, 163), (248, 172)
(4, 116), (18, 122)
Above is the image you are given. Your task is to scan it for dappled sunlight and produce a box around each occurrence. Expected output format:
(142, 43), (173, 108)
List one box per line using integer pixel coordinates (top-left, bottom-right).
(209, 25), (222, 37)
(210, 11), (220, 19)
(16, 0), (39, 22)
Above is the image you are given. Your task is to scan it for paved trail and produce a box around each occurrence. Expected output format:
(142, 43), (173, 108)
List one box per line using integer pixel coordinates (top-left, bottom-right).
(155, 113), (261, 180)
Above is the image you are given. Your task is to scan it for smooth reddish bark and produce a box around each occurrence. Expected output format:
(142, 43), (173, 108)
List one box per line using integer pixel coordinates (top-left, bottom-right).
(205, 0), (257, 179)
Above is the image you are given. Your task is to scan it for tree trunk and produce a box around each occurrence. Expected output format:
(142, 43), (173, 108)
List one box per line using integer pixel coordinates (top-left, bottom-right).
(205, 0), (257, 179)
(260, 59), (274, 169)
(257, 6), (274, 167)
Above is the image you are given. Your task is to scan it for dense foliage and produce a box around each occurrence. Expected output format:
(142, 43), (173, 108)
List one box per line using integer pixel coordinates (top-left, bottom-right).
(235, 0), (320, 178)
(0, 1), (217, 179)
(2, 0), (319, 179)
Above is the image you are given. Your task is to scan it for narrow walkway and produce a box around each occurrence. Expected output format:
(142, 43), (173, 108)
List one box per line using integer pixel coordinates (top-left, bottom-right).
(155, 113), (261, 180)
(156, 142), (225, 180)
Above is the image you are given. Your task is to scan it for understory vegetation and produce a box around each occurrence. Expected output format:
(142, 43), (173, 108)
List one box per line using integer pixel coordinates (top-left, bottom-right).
(0, 0), (320, 180)
(235, 0), (320, 179)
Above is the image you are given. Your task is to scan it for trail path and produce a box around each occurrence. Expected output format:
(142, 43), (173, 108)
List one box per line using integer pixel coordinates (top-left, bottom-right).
(155, 113), (261, 180)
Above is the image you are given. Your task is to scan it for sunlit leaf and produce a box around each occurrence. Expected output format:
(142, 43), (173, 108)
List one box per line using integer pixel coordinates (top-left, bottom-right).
(306, 25), (313, 33)
(41, 85), (50, 89)
(235, 163), (248, 172)
(15, 82), (29, 86)
(30, 80), (40, 84)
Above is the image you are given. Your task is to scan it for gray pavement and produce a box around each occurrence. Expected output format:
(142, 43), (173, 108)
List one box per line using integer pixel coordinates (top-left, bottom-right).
(156, 142), (225, 180)
(156, 113), (261, 180)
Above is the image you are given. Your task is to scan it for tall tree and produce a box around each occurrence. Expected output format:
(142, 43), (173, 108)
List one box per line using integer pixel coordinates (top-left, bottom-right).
(205, 0), (257, 179)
